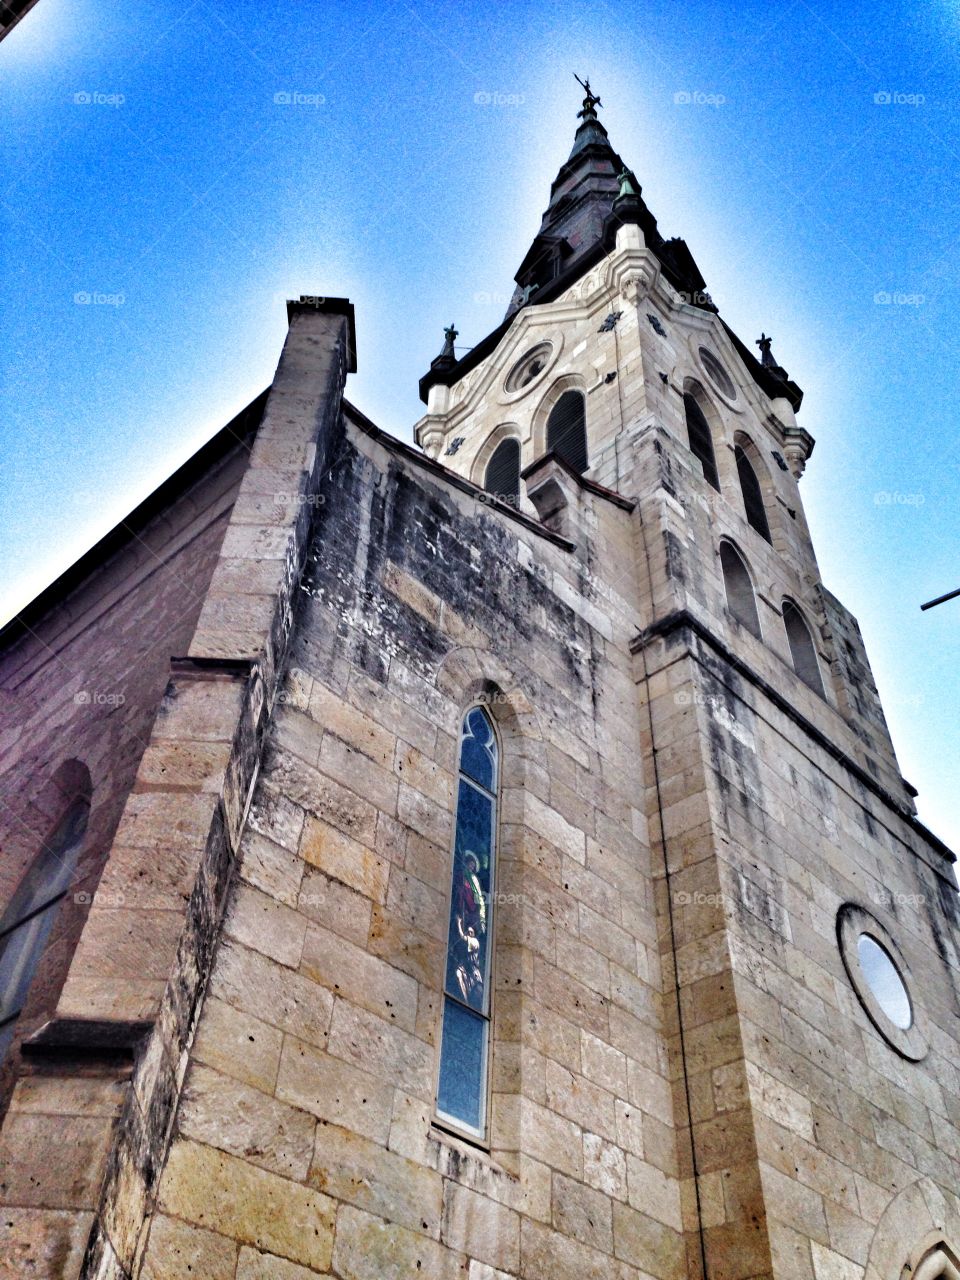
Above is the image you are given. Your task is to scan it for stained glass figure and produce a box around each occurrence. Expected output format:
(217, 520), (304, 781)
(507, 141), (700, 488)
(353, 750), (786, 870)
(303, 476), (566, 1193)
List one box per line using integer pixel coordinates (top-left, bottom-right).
(436, 706), (499, 1136)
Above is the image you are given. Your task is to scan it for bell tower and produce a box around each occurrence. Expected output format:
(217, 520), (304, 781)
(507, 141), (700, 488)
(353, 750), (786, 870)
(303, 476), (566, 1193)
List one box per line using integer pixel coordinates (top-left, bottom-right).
(414, 83), (960, 1280)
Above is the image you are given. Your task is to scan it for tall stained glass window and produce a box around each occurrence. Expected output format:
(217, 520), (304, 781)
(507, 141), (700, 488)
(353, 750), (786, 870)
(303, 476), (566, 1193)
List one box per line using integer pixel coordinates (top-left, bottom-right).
(436, 705), (498, 1137)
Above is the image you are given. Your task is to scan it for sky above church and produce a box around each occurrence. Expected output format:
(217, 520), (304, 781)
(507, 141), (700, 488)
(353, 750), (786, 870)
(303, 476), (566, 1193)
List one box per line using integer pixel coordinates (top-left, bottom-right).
(2, 0), (959, 853)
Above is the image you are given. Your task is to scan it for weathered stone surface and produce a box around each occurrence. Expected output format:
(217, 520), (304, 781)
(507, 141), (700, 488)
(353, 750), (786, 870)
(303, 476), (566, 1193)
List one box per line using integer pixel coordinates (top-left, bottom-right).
(224, 881), (308, 968)
(0, 1113), (113, 1209)
(208, 938), (334, 1049)
(235, 1245), (322, 1279)
(300, 814), (389, 903)
(443, 1179), (521, 1273)
(190, 994), (284, 1093)
(276, 1036), (394, 1144)
(140, 1213), (238, 1280)
(300, 922), (418, 1033)
(326, 1000), (434, 1100)
(0, 1209), (94, 1280)
(332, 1204), (465, 1280)
(309, 1122), (443, 1236)
(178, 1062), (316, 1181)
(158, 1137), (335, 1270)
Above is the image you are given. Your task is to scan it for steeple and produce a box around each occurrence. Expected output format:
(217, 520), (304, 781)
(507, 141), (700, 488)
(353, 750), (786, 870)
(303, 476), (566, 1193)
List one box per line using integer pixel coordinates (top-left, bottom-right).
(503, 77), (627, 319)
(419, 83), (803, 411)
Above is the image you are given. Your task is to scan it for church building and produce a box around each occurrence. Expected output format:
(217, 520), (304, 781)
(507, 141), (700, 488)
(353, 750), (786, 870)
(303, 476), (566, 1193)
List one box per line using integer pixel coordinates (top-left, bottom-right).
(1, 85), (958, 1280)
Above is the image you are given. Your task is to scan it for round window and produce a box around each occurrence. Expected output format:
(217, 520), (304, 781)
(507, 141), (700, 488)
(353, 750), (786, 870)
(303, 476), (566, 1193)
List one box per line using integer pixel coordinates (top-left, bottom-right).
(856, 934), (912, 1028)
(505, 342), (553, 393)
(837, 903), (927, 1060)
(699, 347), (737, 400)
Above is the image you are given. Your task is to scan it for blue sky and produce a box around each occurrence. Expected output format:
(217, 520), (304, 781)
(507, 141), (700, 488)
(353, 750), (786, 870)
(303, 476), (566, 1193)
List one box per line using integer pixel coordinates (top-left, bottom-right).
(2, 0), (958, 853)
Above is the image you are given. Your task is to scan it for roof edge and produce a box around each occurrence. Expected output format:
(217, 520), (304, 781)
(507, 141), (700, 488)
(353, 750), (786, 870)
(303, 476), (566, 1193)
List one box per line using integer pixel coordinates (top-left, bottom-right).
(0, 389), (270, 650)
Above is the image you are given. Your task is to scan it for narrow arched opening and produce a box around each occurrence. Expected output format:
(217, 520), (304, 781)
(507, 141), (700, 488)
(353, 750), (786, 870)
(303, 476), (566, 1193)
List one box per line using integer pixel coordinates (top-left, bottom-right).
(484, 438), (521, 506)
(546, 390), (588, 475)
(782, 599), (825, 696)
(719, 541), (761, 638)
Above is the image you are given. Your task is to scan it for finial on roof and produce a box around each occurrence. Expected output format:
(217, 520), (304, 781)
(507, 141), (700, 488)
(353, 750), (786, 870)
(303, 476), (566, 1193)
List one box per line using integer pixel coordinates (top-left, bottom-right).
(428, 323), (459, 375)
(756, 333), (789, 381)
(574, 73), (602, 121)
(616, 167), (640, 199)
(440, 324), (458, 360)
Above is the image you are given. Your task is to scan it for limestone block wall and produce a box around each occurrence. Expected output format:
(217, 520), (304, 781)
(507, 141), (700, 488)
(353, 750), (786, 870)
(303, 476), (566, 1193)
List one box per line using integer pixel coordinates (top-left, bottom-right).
(0, 303), (354, 1279)
(134, 413), (685, 1280)
(0, 398), (262, 1123)
(636, 589), (960, 1280)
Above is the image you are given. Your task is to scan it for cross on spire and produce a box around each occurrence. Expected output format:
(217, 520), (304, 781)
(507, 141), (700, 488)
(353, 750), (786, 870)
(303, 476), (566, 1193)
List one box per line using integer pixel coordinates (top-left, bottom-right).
(574, 73), (602, 120)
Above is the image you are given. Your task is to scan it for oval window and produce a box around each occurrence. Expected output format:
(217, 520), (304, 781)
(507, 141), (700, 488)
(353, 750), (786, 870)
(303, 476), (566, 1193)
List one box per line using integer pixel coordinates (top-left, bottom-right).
(857, 934), (912, 1029)
(699, 347), (736, 400)
(505, 342), (553, 393)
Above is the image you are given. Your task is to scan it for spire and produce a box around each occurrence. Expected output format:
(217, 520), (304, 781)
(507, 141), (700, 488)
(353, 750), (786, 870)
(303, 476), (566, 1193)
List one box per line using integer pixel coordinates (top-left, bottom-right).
(502, 78), (626, 318)
(419, 84), (803, 413)
(568, 75), (610, 159)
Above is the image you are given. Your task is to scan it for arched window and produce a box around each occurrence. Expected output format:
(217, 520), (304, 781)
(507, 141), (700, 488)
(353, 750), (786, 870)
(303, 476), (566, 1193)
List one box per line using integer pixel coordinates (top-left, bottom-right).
(735, 445), (771, 542)
(0, 795), (90, 1065)
(782, 599), (825, 696)
(484, 438), (521, 506)
(546, 390), (588, 475)
(436, 705), (499, 1138)
(719, 541), (761, 638)
(683, 393), (720, 491)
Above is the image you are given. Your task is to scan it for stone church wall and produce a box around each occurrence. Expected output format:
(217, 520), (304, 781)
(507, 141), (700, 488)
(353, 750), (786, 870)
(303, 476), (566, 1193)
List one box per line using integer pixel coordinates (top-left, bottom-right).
(133, 410), (687, 1280)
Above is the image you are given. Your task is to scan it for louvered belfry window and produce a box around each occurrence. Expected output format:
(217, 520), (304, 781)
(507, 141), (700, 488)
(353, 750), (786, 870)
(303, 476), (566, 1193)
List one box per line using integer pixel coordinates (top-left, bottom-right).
(719, 541), (761, 639)
(546, 390), (588, 475)
(735, 445), (772, 542)
(683, 393), (720, 491)
(782, 600), (825, 696)
(484, 439), (521, 506)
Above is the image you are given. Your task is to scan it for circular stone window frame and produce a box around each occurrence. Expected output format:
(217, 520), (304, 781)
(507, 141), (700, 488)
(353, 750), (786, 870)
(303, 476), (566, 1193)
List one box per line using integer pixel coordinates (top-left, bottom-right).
(837, 903), (929, 1061)
(697, 345), (740, 408)
(501, 336), (561, 404)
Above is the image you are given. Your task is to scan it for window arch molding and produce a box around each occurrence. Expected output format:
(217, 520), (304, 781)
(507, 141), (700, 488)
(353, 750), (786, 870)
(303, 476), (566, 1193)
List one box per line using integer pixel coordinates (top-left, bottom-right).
(781, 596), (826, 697)
(862, 1177), (960, 1280)
(531, 373), (588, 465)
(470, 423), (523, 489)
(682, 378), (724, 492)
(733, 431), (776, 544)
(431, 653), (543, 1153)
(718, 538), (762, 639)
